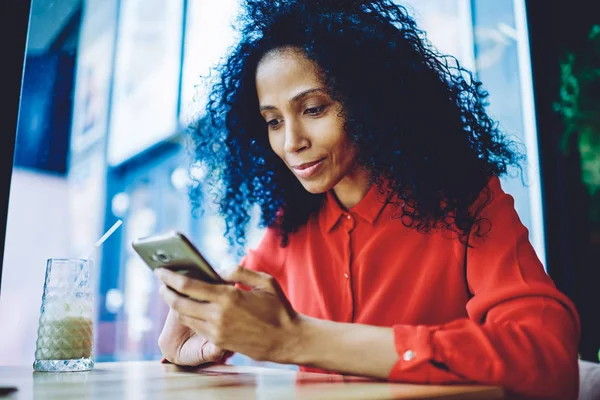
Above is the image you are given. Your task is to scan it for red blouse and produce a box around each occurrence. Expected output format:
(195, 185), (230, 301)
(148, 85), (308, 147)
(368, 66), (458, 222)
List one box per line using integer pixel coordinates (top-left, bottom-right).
(241, 176), (581, 399)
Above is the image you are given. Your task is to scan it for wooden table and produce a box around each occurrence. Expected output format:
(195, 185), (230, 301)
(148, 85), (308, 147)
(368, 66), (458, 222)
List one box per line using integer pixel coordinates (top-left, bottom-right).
(0, 361), (504, 399)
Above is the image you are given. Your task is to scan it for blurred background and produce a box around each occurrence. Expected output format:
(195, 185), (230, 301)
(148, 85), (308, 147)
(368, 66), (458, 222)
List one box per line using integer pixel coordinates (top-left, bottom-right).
(0, 0), (598, 368)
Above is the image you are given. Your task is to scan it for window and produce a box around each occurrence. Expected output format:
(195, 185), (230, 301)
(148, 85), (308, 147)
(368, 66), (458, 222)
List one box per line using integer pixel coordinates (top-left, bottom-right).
(0, 0), (543, 367)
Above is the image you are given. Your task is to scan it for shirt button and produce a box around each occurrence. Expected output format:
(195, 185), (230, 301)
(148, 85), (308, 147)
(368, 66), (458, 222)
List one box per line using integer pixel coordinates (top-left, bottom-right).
(403, 350), (415, 362)
(346, 215), (351, 220)
(344, 273), (349, 279)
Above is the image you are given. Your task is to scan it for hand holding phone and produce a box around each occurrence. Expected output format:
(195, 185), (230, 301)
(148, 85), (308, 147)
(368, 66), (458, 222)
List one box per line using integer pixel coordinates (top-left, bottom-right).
(134, 231), (233, 365)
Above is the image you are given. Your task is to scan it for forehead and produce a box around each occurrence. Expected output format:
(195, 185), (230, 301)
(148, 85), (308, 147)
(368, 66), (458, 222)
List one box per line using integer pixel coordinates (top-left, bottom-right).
(255, 47), (323, 99)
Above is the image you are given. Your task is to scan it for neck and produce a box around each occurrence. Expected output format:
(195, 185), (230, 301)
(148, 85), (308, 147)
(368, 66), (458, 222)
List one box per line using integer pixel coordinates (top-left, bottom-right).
(332, 167), (372, 209)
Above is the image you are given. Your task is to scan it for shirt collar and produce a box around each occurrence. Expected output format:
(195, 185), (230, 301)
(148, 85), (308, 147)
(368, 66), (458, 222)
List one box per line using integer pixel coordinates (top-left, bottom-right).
(321, 178), (393, 232)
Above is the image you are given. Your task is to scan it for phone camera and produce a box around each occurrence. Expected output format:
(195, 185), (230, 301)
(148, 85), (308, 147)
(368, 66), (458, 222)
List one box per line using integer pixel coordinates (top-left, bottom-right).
(155, 250), (170, 263)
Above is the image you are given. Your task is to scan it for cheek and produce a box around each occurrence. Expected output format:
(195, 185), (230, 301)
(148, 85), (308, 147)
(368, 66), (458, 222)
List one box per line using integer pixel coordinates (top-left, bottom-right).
(328, 126), (354, 163)
(313, 116), (344, 149)
(268, 134), (284, 159)
(335, 142), (356, 169)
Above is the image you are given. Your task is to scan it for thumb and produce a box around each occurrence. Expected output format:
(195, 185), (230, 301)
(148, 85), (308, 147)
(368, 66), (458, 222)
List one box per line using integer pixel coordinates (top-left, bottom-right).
(225, 265), (296, 317)
(224, 265), (276, 292)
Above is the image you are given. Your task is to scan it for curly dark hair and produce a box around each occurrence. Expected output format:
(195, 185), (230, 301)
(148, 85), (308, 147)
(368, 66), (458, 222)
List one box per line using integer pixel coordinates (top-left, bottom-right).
(189, 0), (524, 251)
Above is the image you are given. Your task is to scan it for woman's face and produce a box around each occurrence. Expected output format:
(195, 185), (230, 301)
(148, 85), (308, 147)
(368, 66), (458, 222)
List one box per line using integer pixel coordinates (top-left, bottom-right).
(255, 47), (359, 194)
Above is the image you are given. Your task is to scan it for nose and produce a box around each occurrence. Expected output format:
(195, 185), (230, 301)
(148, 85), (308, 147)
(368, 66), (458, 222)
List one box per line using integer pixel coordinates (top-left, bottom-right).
(284, 120), (310, 154)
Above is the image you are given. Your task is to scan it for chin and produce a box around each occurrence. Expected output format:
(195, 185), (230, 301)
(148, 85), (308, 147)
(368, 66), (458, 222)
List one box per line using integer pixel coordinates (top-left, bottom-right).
(296, 176), (335, 195)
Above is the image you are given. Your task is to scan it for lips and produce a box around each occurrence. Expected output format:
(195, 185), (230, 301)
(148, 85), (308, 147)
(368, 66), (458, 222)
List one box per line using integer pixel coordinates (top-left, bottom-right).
(292, 159), (324, 170)
(291, 158), (326, 179)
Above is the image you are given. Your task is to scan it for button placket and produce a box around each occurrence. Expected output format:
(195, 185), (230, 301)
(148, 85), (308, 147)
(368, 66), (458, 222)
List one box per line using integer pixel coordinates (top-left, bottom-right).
(344, 214), (354, 280)
(344, 214), (355, 232)
(342, 213), (355, 322)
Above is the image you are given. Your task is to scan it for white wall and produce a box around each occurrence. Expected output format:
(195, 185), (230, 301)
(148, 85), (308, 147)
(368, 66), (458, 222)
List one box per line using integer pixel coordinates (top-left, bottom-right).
(0, 168), (70, 365)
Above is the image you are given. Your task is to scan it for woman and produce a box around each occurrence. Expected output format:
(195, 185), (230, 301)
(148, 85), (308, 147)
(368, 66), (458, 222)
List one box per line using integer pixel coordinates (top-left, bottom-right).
(155, 0), (580, 398)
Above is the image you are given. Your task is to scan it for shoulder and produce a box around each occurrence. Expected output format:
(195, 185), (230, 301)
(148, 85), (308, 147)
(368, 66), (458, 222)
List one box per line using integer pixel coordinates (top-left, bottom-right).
(470, 175), (513, 221)
(467, 175), (536, 255)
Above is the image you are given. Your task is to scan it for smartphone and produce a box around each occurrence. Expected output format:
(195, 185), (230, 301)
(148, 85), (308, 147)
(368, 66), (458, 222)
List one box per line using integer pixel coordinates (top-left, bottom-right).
(132, 231), (225, 284)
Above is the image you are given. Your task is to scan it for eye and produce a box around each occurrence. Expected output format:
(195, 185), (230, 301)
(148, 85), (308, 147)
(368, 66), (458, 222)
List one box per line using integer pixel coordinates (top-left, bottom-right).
(304, 105), (326, 116)
(267, 119), (281, 129)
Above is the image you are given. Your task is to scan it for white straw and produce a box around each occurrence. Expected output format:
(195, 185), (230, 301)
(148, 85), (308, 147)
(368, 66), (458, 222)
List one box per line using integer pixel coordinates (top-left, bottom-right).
(94, 220), (123, 249)
(84, 219), (123, 260)
(75, 219), (123, 290)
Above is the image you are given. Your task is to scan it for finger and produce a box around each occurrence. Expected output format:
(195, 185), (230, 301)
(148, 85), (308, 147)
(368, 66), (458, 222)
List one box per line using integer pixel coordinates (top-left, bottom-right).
(158, 284), (219, 321)
(226, 267), (295, 316)
(201, 340), (229, 363)
(177, 313), (214, 340)
(224, 265), (277, 292)
(154, 268), (223, 302)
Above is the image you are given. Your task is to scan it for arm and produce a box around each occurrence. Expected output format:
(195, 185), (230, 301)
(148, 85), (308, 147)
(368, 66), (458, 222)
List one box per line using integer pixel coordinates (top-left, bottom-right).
(291, 296), (578, 399)
(292, 315), (398, 378)
(156, 261), (578, 399)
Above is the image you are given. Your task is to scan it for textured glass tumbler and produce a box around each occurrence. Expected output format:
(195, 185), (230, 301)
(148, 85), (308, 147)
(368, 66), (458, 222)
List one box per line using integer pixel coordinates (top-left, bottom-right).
(33, 258), (94, 372)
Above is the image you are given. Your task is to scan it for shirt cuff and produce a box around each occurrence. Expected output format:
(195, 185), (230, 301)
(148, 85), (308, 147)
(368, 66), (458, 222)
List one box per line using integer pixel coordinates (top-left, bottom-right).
(389, 324), (473, 385)
(390, 325), (435, 374)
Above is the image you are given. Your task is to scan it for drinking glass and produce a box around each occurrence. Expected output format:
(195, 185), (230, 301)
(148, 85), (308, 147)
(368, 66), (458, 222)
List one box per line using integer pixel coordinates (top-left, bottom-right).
(33, 258), (94, 372)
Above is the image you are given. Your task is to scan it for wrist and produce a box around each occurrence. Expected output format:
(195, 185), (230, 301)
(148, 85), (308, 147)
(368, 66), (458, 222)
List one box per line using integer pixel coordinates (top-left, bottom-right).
(275, 313), (315, 365)
(285, 314), (318, 366)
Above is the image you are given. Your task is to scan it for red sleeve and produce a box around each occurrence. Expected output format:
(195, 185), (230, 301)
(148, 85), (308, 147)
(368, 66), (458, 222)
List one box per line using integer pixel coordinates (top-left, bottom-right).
(240, 226), (287, 279)
(388, 177), (581, 400)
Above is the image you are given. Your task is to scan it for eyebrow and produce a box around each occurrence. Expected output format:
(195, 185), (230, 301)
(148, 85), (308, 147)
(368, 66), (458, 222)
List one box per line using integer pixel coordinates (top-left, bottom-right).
(259, 87), (328, 112)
